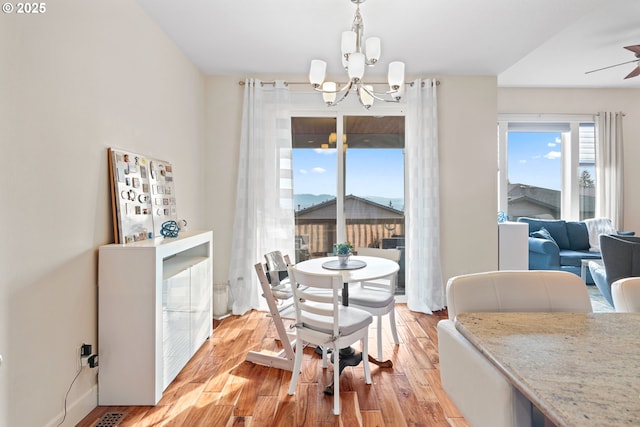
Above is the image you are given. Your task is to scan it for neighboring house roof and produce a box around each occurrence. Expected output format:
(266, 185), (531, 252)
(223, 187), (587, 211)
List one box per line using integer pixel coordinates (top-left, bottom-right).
(508, 183), (560, 209)
(508, 183), (595, 217)
(296, 195), (404, 221)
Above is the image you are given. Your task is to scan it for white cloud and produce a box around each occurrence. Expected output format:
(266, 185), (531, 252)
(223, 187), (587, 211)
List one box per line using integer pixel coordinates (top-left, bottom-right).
(312, 167), (326, 174)
(547, 142), (556, 147)
(519, 159), (527, 164)
(555, 137), (561, 143)
(544, 151), (561, 160)
(299, 169), (308, 174)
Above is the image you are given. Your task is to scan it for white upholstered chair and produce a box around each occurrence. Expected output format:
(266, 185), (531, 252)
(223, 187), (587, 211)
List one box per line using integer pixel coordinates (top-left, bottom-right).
(287, 265), (372, 415)
(437, 270), (592, 427)
(348, 247), (401, 361)
(612, 277), (640, 312)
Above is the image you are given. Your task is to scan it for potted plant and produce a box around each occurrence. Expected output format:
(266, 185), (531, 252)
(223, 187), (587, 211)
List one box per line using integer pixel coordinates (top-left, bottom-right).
(335, 242), (353, 266)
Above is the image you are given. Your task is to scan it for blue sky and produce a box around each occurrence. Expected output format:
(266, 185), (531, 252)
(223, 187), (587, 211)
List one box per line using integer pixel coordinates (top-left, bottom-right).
(508, 132), (562, 191)
(292, 148), (404, 198)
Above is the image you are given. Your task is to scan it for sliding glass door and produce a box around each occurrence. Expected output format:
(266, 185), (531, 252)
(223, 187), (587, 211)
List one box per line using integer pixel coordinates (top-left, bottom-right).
(291, 114), (406, 293)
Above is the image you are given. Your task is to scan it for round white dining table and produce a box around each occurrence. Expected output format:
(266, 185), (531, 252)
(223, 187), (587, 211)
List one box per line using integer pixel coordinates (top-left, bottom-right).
(294, 255), (399, 306)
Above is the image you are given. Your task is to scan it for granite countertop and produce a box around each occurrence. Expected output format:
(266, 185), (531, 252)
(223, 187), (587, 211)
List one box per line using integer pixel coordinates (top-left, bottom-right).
(455, 312), (640, 427)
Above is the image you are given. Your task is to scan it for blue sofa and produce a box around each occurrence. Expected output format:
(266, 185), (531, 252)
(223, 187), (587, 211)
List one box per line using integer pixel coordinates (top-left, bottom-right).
(517, 218), (603, 283)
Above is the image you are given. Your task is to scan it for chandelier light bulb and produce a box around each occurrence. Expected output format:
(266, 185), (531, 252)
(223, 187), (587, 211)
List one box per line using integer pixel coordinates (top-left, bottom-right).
(388, 61), (405, 90)
(365, 37), (381, 64)
(359, 85), (375, 108)
(322, 82), (337, 105)
(341, 31), (357, 57)
(348, 52), (366, 81)
(309, 60), (327, 87)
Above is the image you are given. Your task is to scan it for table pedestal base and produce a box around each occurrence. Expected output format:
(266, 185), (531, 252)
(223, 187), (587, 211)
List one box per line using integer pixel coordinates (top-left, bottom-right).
(317, 347), (362, 395)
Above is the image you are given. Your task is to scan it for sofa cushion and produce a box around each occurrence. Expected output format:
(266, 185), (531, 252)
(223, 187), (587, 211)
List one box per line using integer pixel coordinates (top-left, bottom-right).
(566, 221), (590, 250)
(530, 227), (556, 244)
(559, 250), (601, 267)
(518, 218), (571, 249)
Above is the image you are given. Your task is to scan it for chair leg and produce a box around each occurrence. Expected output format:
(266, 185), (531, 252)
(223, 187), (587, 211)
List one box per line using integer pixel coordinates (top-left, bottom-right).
(376, 315), (383, 361)
(389, 308), (400, 345)
(288, 336), (304, 396)
(362, 337), (372, 384)
(333, 345), (340, 415)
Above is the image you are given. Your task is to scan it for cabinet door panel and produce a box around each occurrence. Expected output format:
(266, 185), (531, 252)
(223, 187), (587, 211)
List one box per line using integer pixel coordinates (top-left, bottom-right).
(163, 269), (191, 388)
(190, 260), (212, 352)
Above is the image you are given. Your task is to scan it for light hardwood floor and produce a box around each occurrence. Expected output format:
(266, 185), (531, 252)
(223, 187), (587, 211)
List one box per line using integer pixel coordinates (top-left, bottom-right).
(78, 304), (469, 427)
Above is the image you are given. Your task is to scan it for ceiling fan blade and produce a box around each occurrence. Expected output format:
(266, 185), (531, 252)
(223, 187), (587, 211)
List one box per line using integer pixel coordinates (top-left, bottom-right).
(624, 66), (640, 79)
(585, 59), (638, 74)
(624, 45), (640, 55)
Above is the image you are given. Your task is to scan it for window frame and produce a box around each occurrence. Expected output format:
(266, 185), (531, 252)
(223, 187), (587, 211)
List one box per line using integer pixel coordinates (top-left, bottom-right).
(498, 113), (596, 221)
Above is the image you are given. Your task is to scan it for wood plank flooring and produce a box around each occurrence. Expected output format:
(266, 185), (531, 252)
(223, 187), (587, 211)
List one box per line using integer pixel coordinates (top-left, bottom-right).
(78, 304), (469, 427)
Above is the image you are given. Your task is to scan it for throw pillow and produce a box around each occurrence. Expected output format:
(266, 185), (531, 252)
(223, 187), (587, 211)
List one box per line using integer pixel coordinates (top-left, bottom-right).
(531, 227), (557, 244)
(566, 221), (590, 250)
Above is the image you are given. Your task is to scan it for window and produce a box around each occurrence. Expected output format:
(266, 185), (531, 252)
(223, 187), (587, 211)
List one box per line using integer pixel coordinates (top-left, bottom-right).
(498, 115), (596, 221)
(291, 114), (406, 293)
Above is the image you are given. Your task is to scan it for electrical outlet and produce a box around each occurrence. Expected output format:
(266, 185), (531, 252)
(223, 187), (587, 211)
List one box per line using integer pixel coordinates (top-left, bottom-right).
(81, 344), (92, 357)
(88, 354), (98, 368)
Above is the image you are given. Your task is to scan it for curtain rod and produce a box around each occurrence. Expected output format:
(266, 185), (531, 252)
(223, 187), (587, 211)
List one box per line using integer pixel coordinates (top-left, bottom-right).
(238, 79), (440, 87)
(595, 112), (626, 117)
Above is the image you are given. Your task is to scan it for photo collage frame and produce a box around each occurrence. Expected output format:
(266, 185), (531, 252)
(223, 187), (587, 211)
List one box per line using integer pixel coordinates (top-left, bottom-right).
(108, 147), (178, 244)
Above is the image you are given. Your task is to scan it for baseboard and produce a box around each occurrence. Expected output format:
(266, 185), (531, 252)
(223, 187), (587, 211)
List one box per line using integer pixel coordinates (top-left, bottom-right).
(45, 383), (97, 427)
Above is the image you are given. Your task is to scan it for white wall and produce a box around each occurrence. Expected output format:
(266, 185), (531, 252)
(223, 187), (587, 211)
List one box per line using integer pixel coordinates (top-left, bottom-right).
(204, 75), (500, 296)
(498, 87), (640, 234)
(0, 1), (206, 425)
(204, 76), (244, 289)
(439, 76), (499, 281)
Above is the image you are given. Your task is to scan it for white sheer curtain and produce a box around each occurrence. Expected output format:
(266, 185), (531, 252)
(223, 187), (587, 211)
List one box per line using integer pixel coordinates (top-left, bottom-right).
(595, 112), (624, 229)
(229, 79), (295, 315)
(404, 78), (445, 314)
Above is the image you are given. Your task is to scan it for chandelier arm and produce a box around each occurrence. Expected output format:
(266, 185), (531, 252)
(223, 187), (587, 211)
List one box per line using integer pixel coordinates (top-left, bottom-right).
(328, 80), (355, 106)
(312, 81), (352, 95)
(360, 85), (401, 103)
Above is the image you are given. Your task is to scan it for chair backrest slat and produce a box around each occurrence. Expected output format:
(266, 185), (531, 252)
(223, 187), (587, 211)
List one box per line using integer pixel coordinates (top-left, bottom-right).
(288, 265), (342, 339)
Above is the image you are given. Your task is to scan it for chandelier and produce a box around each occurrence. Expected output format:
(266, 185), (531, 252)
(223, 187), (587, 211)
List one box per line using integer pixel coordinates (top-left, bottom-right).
(308, 0), (405, 109)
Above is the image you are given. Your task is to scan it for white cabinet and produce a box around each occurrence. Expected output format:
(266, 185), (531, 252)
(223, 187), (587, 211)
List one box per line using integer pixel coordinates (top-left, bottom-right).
(498, 222), (529, 270)
(98, 230), (213, 405)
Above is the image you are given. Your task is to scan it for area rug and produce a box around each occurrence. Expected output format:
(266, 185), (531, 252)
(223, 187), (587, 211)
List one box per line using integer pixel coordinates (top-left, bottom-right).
(587, 284), (613, 312)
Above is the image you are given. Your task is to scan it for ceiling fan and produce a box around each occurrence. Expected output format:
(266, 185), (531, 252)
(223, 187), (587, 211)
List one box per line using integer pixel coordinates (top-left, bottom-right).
(585, 45), (640, 79)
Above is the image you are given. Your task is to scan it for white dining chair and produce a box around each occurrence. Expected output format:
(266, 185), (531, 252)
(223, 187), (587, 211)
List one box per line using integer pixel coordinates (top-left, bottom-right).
(245, 262), (297, 371)
(612, 277), (640, 312)
(263, 251), (294, 304)
(287, 265), (373, 415)
(348, 247), (401, 361)
(438, 270), (593, 427)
